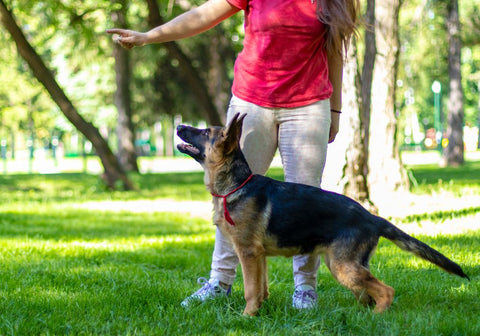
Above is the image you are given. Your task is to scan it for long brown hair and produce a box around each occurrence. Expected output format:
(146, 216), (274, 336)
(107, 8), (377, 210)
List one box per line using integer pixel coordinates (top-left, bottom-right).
(317, 0), (360, 55)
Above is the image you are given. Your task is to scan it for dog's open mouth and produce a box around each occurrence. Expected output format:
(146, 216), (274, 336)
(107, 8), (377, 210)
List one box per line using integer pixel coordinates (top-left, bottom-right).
(176, 124), (206, 162)
(178, 143), (200, 155)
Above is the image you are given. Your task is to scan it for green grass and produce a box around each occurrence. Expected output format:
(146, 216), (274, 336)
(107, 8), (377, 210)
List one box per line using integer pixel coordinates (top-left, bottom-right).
(407, 160), (480, 196)
(0, 163), (478, 335)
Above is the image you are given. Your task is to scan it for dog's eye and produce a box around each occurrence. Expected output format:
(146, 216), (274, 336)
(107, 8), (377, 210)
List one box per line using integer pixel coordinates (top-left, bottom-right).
(201, 129), (210, 137)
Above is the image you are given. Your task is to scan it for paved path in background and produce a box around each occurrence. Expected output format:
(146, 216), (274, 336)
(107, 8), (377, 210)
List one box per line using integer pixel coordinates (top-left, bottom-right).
(3, 150), (479, 174)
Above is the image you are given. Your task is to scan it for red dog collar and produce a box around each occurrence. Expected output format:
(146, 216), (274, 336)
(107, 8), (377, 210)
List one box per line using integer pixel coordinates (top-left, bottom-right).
(211, 174), (254, 226)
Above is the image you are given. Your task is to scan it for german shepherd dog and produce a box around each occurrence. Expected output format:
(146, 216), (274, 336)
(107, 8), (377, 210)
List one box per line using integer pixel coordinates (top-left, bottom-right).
(176, 113), (469, 316)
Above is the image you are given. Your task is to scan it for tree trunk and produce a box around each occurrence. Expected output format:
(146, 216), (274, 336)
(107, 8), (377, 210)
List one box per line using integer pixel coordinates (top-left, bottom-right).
(478, 81), (480, 149)
(111, 0), (139, 172)
(145, 0), (223, 126)
(443, 0), (464, 166)
(349, 0), (376, 209)
(360, 0), (376, 176)
(342, 41), (373, 208)
(323, 0), (376, 212)
(208, 26), (233, 117)
(368, 0), (408, 202)
(0, 0), (134, 190)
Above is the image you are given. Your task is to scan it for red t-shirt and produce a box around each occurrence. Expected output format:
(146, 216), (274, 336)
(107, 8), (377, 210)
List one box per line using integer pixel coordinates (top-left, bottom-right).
(227, 0), (332, 108)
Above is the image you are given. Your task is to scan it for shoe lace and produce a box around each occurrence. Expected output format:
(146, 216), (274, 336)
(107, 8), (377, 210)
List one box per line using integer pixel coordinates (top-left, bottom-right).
(196, 277), (214, 295)
(197, 277), (209, 286)
(294, 288), (318, 302)
(195, 277), (229, 296)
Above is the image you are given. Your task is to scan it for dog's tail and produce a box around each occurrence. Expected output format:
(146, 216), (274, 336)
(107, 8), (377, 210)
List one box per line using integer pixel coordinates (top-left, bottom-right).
(376, 217), (469, 280)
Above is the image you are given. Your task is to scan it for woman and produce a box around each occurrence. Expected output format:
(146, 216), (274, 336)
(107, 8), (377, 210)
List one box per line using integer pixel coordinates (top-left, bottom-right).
(107, 0), (359, 309)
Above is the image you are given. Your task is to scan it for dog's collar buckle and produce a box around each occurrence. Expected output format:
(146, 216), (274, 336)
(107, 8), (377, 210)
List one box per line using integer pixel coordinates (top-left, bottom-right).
(211, 174), (254, 226)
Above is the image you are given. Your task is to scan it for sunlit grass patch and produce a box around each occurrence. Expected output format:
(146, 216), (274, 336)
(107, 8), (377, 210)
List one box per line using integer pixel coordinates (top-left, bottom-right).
(407, 160), (480, 196)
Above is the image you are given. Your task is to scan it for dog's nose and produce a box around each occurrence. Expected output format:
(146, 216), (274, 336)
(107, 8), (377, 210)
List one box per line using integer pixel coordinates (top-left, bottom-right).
(176, 125), (186, 132)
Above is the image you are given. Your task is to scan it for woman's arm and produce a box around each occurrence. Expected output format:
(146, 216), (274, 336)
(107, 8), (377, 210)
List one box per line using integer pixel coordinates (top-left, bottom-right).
(106, 0), (240, 49)
(327, 50), (343, 143)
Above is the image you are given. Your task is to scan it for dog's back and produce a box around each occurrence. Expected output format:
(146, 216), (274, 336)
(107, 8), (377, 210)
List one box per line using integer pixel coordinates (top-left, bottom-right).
(238, 174), (468, 280)
(239, 175), (376, 253)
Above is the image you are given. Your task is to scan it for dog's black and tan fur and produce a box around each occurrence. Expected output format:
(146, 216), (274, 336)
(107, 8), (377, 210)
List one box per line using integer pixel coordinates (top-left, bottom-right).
(177, 113), (469, 316)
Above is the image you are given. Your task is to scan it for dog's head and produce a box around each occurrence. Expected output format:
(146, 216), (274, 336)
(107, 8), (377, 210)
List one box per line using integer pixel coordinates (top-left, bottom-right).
(176, 113), (247, 167)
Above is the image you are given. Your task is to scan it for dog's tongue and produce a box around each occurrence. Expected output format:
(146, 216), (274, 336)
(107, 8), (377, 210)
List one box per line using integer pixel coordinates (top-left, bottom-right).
(179, 143), (200, 154)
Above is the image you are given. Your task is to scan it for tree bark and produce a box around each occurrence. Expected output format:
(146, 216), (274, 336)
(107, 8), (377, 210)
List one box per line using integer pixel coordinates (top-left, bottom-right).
(478, 81), (480, 150)
(443, 0), (464, 166)
(145, 0), (223, 126)
(112, 0), (139, 172)
(368, 0), (408, 201)
(342, 41), (373, 207)
(347, 0), (376, 209)
(360, 0), (376, 176)
(0, 0), (134, 190)
(208, 26), (233, 117)
(323, 0), (376, 212)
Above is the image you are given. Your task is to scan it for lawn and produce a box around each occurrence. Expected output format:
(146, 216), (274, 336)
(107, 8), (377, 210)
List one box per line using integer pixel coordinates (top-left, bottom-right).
(0, 161), (478, 335)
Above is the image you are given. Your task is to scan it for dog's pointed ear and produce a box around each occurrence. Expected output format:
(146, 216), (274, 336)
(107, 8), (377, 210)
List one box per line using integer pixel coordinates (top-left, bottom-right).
(222, 113), (247, 154)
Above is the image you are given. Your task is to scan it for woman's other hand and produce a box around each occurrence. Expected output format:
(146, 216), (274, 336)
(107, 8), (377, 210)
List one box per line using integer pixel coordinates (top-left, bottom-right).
(329, 111), (340, 143)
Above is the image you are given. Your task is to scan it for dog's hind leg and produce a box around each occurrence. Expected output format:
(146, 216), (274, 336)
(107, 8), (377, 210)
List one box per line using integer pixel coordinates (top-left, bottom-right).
(324, 253), (374, 307)
(357, 270), (394, 313)
(326, 253), (394, 313)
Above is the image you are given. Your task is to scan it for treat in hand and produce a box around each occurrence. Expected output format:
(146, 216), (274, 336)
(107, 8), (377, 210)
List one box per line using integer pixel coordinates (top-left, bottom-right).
(112, 34), (122, 44)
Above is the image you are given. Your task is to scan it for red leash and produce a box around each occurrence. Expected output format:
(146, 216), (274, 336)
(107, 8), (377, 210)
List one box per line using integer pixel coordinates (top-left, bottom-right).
(211, 174), (254, 226)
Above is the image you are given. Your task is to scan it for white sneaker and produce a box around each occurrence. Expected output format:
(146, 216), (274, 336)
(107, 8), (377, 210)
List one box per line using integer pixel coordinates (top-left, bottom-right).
(181, 277), (231, 308)
(292, 284), (318, 309)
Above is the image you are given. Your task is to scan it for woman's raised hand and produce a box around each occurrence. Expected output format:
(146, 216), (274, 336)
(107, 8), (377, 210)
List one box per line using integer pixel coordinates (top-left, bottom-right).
(106, 29), (147, 49)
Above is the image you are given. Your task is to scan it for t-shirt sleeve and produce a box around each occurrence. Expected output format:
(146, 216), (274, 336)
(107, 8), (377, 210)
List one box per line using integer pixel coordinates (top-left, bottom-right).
(226, 0), (247, 10)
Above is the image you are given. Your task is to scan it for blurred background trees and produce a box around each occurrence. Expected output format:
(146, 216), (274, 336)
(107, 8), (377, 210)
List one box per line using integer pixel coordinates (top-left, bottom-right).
(0, 0), (479, 194)
(0, 0), (242, 188)
(398, 0), (480, 156)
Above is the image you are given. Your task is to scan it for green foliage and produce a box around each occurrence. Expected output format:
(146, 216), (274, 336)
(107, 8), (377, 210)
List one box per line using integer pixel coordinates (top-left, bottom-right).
(398, 0), (480, 136)
(0, 27), (56, 140)
(0, 0), (117, 152)
(0, 165), (478, 334)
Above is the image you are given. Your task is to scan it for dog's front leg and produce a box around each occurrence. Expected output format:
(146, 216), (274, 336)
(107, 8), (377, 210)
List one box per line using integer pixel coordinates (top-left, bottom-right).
(261, 255), (269, 301)
(238, 247), (265, 316)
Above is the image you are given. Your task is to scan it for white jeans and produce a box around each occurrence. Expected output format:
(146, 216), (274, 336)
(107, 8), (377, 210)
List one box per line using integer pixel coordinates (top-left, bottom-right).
(210, 95), (331, 288)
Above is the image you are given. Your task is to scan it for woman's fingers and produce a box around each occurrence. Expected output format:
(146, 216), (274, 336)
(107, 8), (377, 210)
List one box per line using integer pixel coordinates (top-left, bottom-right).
(106, 29), (138, 49)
